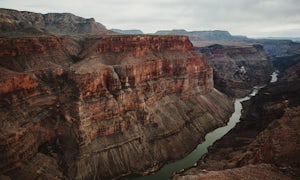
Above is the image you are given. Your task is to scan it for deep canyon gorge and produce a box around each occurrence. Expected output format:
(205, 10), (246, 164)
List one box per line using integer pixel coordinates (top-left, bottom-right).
(173, 62), (300, 179)
(1, 8), (300, 180)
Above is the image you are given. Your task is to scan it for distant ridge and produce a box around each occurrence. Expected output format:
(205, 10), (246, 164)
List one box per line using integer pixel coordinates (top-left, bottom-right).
(155, 29), (247, 41)
(154, 29), (300, 58)
(263, 37), (300, 42)
(110, 29), (144, 34)
(0, 8), (113, 35)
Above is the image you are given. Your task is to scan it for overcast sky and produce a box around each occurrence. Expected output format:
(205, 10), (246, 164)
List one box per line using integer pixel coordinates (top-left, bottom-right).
(1, 0), (300, 37)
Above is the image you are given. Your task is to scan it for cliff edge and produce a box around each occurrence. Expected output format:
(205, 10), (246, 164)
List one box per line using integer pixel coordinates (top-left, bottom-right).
(0, 34), (234, 179)
(174, 59), (300, 180)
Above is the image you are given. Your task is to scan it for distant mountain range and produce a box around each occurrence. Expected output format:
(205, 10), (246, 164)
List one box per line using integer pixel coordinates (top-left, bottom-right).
(150, 29), (300, 58)
(110, 29), (144, 34)
(111, 28), (300, 44)
(155, 29), (248, 41)
(1, 7), (299, 59)
(0, 8), (113, 36)
(263, 37), (300, 42)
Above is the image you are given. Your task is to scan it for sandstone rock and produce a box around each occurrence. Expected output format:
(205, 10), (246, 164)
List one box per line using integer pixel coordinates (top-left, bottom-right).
(0, 36), (80, 72)
(174, 61), (300, 179)
(0, 34), (234, 179)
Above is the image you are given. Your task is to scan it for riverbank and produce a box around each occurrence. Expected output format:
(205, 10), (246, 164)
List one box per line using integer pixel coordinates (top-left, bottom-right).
(129, 71), (277, 180)
(173, 69), (300, 179)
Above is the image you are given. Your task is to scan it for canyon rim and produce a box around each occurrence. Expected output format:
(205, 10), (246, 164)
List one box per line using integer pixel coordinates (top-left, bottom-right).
(0, 9), (234, 179)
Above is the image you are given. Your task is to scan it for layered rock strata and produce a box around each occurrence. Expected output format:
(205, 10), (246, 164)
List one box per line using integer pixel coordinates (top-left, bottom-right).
(0, 35), (233, 179)
(174, 61), (300, 180)
(0, 8), (112, 35)
(196, 44), (272, 97)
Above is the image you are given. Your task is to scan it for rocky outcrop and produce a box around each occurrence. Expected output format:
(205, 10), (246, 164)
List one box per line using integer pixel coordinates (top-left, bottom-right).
(154, 30), (273, 98)
(0, 35), (234, 179)
(0, 8), (112, 35)
(154, 29), (300, 67)
(196, 43), (272, 97)
(0, 36), (81, 72)
(174, 60), (300, 180)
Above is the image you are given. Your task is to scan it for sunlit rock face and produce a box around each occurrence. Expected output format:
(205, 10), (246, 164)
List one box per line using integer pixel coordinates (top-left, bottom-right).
(0, 35), (233, 179)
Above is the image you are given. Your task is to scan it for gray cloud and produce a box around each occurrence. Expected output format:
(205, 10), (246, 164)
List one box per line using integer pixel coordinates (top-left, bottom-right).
(0, 0), (299, 37)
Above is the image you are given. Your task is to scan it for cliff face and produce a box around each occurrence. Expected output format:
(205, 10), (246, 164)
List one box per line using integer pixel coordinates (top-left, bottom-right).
(152, 34), (275, 98)
(0, 8), (112, 35)
(0, 35), (234, 179)
(196, 44), (272, 97)
(174, 60), (300, 180)
(0, 37), (81, 72)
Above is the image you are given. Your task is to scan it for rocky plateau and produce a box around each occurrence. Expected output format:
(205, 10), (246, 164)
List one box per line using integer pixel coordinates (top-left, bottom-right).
(0, 8), (234, 180)
(2, 8), (300, 180)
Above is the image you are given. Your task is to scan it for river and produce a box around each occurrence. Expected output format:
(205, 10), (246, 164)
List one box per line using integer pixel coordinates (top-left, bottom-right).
(130, 71), (279, 180)
(270, 70), (279, 83)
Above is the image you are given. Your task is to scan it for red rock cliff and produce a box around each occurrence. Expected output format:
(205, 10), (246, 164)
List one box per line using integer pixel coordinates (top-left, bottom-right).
(0, 35), (233, 179)
(0, 36), (80, 72)
(174, 61), (300, 180)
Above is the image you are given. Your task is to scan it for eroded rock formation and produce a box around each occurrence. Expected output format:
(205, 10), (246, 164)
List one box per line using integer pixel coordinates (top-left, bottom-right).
(174, 60), (300, 180)
(0, 35), (234, 179)
(153, 29), (300, 99)
(196, 43), (272, 97)
(0, 8), (112, 35)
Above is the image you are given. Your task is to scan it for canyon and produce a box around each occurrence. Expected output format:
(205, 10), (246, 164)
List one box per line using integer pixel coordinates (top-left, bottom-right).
(196, 43), (272, 97)
(173, 54), (300, 180)
(129, 29), (300, 179)
(154, 29), (300, 98)
(1, 8), (300, 180)
(0, 9), (234, 179)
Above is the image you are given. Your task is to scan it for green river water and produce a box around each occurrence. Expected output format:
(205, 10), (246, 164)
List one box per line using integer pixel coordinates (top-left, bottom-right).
(128, 71), (278, 180)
